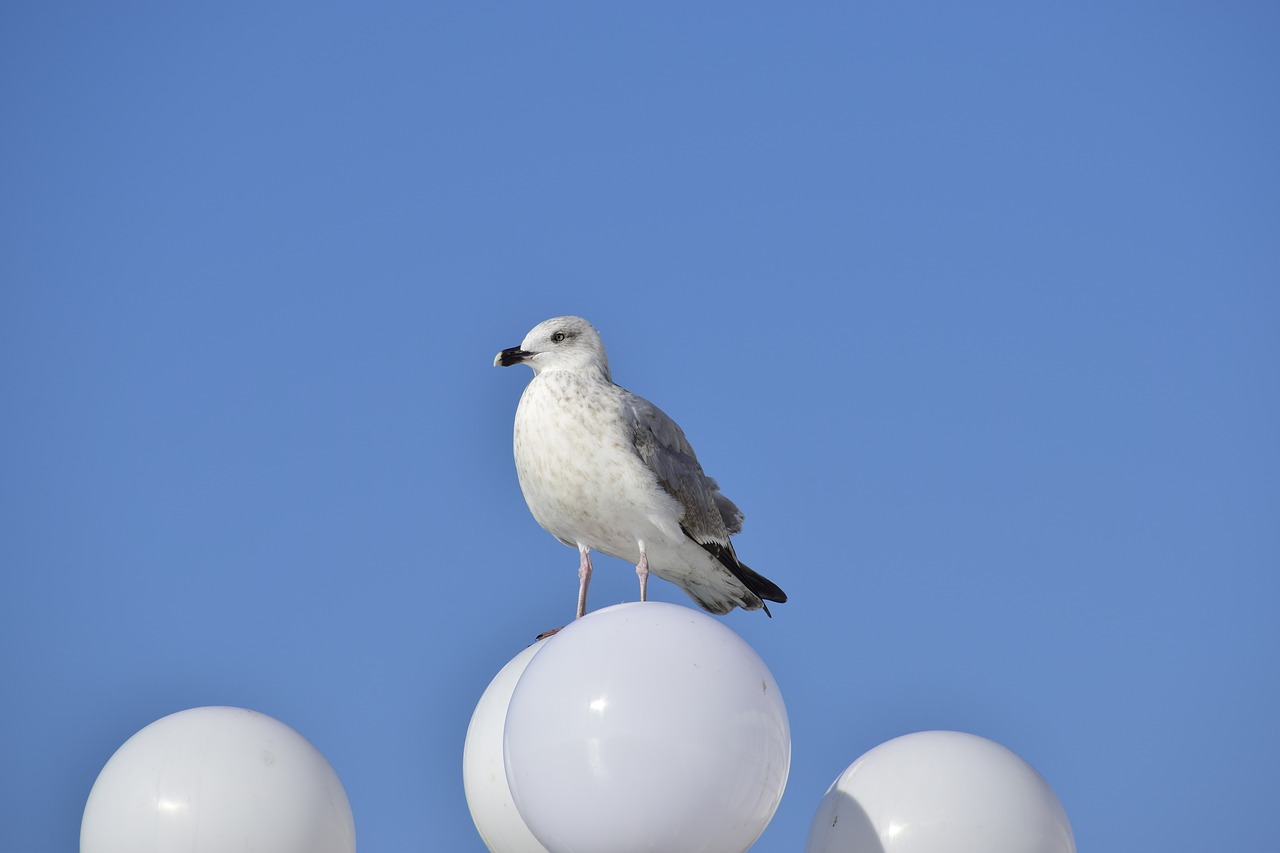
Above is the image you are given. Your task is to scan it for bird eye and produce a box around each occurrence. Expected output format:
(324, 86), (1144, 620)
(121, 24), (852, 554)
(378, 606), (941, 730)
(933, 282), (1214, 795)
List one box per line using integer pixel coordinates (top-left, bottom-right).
(551, 331), (566, 343)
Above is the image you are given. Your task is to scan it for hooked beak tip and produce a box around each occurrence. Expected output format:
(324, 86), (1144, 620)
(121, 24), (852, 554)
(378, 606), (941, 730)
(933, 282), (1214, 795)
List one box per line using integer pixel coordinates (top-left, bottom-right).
(495, 347), (531, 367)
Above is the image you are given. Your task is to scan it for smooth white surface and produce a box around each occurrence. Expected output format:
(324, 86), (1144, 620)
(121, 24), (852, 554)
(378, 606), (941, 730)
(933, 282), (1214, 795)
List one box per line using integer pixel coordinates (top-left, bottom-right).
(805, 730), (1075, 853)
(503, 601), (790, 853)
(80, 706), (355, 853)
(464, 639), (551, 852)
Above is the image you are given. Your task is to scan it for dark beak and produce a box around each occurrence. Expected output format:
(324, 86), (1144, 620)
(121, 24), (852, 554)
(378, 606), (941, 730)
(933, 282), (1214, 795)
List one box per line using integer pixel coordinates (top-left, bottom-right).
(494, 347), (532, 367)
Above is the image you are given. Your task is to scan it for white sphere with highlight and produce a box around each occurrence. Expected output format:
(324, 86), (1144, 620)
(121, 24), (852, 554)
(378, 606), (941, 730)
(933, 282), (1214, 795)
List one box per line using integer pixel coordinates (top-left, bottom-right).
(503, 601), (790, 853)
(806, 730), (1075, 853)
(80, 706), (355, 853)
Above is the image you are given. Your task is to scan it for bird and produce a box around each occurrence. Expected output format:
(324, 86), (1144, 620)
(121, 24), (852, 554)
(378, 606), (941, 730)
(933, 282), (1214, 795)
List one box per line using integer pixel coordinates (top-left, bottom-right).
(494, 315), (786, 621)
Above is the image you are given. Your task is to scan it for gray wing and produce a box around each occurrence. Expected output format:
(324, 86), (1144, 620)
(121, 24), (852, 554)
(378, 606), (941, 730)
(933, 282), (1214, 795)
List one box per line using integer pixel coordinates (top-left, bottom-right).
(620, 388), (744, 542)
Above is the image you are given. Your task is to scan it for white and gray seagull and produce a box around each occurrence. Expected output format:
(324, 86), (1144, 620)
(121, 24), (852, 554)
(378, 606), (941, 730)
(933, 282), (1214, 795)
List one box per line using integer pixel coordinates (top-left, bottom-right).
(494, 315), (786, 621)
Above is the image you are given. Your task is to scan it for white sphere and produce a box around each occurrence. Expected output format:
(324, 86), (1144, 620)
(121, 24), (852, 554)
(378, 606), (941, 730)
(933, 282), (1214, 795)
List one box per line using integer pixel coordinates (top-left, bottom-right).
(805, 730), (1075, 853)
(503, 601), (790, 853)
(464, 639), (552, 852)
(81, 706), (356, 853)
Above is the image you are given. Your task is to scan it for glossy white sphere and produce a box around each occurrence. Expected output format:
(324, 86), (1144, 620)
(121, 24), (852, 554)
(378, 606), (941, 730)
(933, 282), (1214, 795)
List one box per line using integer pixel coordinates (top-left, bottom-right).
(503, 601), (790, 853)
(806, 730), (1075, 853)
(463, 639), (551, 852)
(81, 706), (355, 853)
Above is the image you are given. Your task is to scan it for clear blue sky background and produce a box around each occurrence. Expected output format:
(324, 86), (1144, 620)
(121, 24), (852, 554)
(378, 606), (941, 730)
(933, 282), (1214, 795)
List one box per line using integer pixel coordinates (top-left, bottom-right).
(2, 4), (1277, 851)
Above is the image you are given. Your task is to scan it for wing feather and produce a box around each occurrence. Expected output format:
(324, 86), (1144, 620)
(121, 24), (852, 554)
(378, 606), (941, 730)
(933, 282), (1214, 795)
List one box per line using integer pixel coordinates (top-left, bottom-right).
(621, 390), (739, 543)
(622, 387), (786, 609)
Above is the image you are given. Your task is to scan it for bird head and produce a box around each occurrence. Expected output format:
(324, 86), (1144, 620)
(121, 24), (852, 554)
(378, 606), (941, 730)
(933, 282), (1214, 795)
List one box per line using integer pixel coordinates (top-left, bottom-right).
(494, 316), (611, 380)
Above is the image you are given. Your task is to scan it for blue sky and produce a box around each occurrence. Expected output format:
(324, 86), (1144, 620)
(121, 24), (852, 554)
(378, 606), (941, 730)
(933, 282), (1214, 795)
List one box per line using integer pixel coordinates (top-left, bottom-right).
(2, 3), (1277, 851)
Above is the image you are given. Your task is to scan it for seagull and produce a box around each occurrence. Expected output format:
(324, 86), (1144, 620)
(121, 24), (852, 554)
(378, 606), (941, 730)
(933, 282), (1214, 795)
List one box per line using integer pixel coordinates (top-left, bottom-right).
(494, 316), (786, 621)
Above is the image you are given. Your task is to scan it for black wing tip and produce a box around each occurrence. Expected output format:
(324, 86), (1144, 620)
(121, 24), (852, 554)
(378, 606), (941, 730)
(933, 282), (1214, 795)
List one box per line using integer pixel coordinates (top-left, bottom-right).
(749, 572), (787, 604)
(681, 525), (786, 613)
(721, 548), (787, 606)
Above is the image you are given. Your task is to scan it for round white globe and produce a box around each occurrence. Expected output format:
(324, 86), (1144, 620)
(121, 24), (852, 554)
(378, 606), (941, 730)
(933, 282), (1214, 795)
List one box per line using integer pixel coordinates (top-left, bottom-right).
(463, 639), (552, 852)
(805, 730), (1075, 853)
(81, 706), (356, 853)
(503, 601), (790, 853)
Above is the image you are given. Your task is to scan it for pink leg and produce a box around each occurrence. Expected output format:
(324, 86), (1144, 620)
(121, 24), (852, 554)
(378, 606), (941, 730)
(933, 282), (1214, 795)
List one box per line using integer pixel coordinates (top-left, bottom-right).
(576, 546), (593, 619)
(636, 548), (649, 602)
